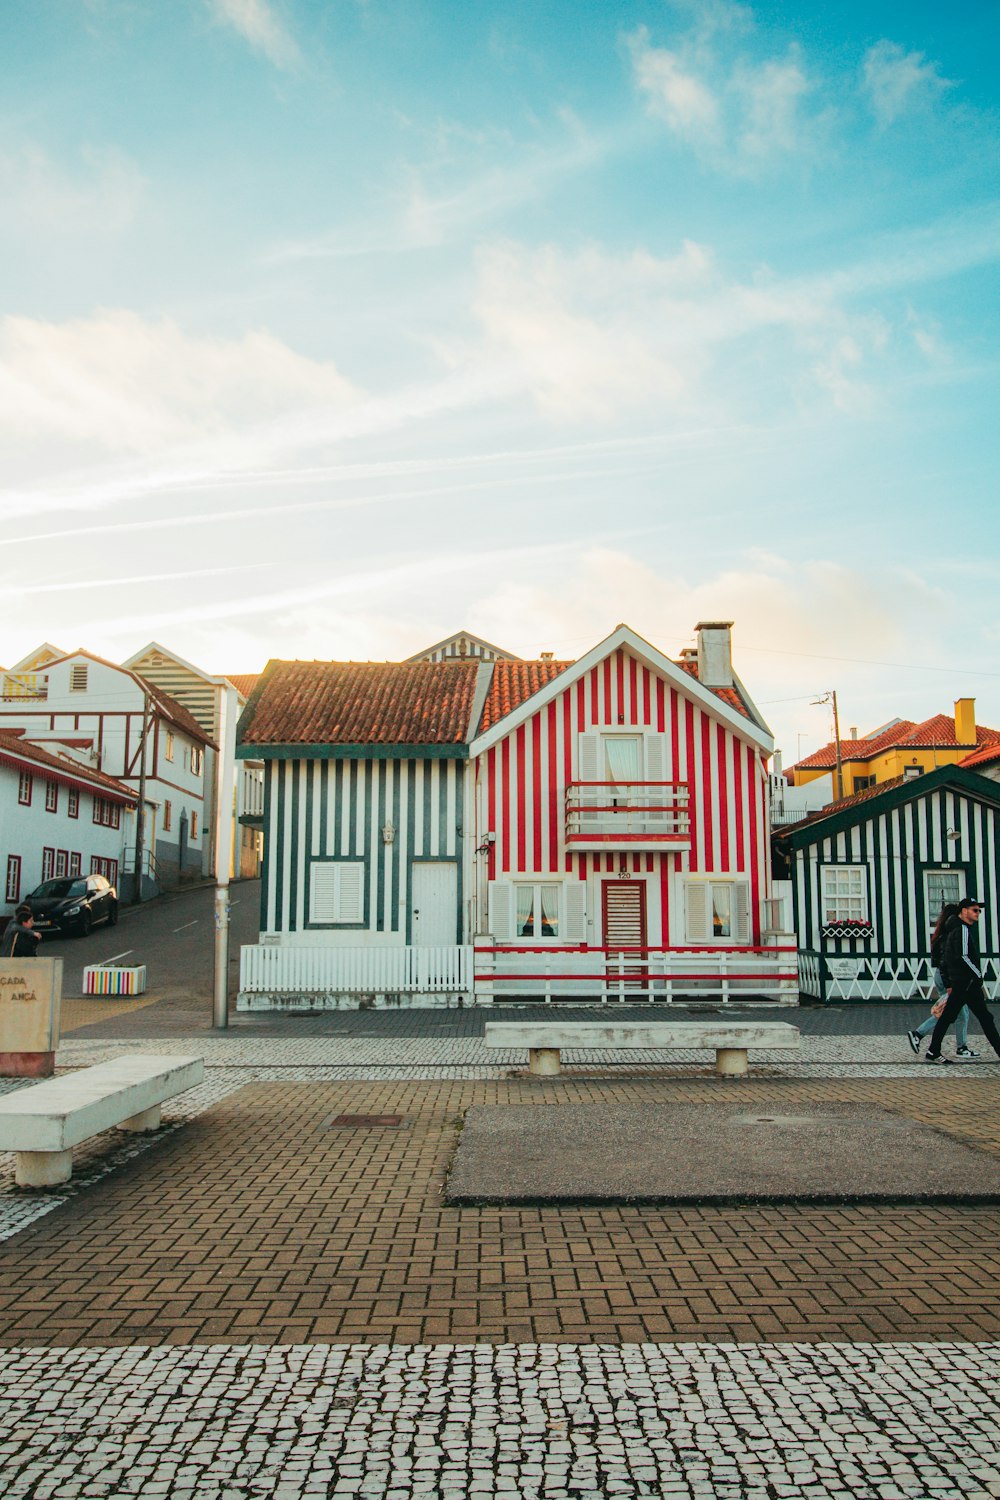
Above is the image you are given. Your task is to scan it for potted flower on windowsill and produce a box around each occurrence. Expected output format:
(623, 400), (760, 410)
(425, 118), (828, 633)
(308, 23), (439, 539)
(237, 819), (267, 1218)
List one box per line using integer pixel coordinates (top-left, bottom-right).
(821, 919), (875, 940)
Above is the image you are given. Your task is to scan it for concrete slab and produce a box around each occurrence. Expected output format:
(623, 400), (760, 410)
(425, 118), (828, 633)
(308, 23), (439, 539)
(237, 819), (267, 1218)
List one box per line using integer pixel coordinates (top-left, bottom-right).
(445, 1102), (1000, 1205)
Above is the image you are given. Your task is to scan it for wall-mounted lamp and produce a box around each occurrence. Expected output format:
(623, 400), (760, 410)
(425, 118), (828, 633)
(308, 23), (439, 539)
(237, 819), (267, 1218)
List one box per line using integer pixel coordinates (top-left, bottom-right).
(946, 828), (961, 843)
(381, 822), (396, 845)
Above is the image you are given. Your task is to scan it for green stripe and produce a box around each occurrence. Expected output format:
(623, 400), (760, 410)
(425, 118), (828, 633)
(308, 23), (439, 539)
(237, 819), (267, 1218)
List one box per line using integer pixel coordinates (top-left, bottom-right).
(390, 760), (402, 933)
(260, 764), (272, 930)
(274, 761), (285, 930)
(405, 760), (417, 943)
(376, 760), (387, 930)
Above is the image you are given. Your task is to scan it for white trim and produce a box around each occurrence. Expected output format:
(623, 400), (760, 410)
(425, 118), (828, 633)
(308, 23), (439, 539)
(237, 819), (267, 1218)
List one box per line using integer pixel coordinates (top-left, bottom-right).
(469, 624), (773, 756)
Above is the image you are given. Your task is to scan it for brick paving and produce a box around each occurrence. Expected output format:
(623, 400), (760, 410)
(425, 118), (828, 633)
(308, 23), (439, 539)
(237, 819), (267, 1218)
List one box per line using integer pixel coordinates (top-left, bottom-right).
(3, 1075), (1000, 1350)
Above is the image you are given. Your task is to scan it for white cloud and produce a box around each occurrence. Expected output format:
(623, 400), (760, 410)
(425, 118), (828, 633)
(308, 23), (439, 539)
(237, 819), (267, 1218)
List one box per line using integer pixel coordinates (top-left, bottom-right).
(0, 143), (145, 237)
(0, 309), (358, 454)
(207, 0), (300, 70)
(627, 24), (820, 173)
(862, 40), (952, 126)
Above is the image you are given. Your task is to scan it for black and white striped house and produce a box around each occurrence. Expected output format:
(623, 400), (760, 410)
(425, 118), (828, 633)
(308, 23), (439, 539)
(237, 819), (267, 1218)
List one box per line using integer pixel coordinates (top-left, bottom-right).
(772, 765), (1000, 1003)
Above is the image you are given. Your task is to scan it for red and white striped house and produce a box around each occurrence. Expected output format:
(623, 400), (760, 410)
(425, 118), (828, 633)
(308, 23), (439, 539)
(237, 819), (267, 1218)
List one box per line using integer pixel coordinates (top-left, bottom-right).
(237, 622), (793, 1008)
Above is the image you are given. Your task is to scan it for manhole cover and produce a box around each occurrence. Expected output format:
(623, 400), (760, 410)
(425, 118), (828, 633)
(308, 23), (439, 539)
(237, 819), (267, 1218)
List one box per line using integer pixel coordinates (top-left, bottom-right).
(325, 1114), (407, 1128)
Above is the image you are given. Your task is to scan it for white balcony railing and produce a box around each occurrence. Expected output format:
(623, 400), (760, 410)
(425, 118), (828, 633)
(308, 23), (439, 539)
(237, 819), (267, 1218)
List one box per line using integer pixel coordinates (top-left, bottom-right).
(475, 944), (798, 1004)
(565, 781), (691, 848)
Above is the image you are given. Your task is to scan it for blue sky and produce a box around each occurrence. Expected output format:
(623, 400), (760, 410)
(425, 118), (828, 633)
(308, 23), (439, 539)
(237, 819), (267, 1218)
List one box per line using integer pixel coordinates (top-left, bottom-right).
(2, 0), (999, 760)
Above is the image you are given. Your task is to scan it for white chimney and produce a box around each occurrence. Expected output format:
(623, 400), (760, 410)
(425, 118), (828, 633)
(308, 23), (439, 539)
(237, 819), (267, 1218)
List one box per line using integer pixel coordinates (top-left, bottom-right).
(695, 621), (734, 689)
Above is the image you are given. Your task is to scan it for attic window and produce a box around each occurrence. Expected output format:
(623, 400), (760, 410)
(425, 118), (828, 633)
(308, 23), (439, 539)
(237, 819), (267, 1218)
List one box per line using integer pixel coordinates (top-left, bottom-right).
(70, 664), (88, 693)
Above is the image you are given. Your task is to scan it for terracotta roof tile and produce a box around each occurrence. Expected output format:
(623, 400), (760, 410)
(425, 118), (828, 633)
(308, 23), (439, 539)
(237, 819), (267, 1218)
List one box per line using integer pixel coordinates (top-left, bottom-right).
(960, 742), (1000, 770)
(0, 731), (138, 802)
(239, 660), (481, 747)
(478, 661), (573, 732)
(224, 674), (260, 700)
(674, 659), (753, 719)
(794, 713), (1000, 770)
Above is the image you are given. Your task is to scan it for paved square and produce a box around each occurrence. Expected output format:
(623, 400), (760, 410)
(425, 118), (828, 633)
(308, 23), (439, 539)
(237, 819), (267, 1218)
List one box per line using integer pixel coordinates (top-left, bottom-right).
(446, 1100), (1000, 1205)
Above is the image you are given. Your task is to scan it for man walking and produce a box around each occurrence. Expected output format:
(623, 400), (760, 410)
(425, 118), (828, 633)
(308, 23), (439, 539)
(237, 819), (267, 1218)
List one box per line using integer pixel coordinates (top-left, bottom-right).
(925, 897), (1000, 1063)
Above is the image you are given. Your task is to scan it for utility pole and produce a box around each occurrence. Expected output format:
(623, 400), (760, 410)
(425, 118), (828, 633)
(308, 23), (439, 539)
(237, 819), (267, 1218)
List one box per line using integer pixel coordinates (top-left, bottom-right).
(811, 691), (845, 802)
(213, 684), (238, 1029)
(132, 692), (152, 904)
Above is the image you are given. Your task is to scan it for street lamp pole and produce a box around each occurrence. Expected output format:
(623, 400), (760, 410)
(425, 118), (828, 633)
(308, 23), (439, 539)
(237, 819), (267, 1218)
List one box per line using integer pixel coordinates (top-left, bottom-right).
(212, 684), (238, 1030)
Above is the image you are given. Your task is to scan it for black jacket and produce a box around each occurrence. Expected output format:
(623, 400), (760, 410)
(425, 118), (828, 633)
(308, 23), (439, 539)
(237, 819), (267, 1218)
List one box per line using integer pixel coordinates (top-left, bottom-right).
(0, 920), (41, 959)
(940, 917), (983, 996)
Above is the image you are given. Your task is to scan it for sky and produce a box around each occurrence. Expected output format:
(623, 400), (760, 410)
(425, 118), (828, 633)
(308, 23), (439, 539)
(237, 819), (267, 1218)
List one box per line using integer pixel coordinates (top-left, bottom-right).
(2, 0), (999, 763)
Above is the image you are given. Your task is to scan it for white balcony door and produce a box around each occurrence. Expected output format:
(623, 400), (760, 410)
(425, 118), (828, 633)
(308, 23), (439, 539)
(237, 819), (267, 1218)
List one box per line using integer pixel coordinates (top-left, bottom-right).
(411, 861), (458, 945)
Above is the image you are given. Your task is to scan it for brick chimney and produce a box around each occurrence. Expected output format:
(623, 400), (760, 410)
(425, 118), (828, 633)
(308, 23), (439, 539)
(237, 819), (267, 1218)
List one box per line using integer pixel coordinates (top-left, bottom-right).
(695, 621), (734, 689)
(955, 698), (976, 745)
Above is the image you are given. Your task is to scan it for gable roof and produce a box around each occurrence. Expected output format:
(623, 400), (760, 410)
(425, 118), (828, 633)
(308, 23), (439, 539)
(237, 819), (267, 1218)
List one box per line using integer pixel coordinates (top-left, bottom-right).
(405, 631), (520, 663)
(773, 764), (1000, 849)
(793, 713), (1000, 770)
(38, 650), (215, 747)
(237, 660), (481, 757)
(478, 660), (573, 731)
(961, 741), (1000, 771)
(0, 731), (138, 804)
(470, 624), (773, 755)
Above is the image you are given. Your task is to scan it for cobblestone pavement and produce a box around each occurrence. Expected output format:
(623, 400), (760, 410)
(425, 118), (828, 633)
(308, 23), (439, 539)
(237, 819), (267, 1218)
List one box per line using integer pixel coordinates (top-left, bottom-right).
(2, 1339), (999, 1499)
(4, 1047), (1000, 1497)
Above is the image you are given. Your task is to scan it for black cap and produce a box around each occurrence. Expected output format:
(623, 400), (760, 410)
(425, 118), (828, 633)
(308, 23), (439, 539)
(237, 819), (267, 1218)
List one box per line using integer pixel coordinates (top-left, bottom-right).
(959, 896), (982, 910)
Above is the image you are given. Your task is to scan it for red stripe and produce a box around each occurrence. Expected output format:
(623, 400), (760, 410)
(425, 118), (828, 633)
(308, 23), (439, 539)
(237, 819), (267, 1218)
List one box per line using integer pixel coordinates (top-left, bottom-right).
(658, 678), (667, 735)
(701, 713), (713, 870)
(617, 650), (626, 721)
(717, 723), (729, 869)
(516, 725), (527, 872)
(747, 745), (761, 940)
(500, 736), (510, 873)
(630, 657), (640, 724)
(733, 736), (745, 873)
(565, 685), (575, 873)
(487, 750), (497, 881)
(532, 714), (542, 873)
(547, 701), (558, 872)
(685, 700), (698, 870)
(590, 665), (599, 725)
(603, 657), (613, 722)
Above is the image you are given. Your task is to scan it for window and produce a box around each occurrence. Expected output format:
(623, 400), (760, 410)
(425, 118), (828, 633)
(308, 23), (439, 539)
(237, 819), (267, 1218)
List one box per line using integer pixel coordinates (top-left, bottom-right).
(190, 810), (198, 839)
(69, 853), (81, 877)
(163, 800), (172, 833)
(93, 798), (121, 829)
(42, 847), (55, 882)
(515, 883), (560, 939)
(821, 865), (868, 924)
(684, 880), (751, 943)
(309, 861), (365, 924)
(91, 856), (119, 885)
(164, 731), (175, 762)
(925, 869), (962, 929)
(5, 855), (21, 904)
(67, 787), (79, 818)
(45, 781), (58, 813)
(852, 774), (876, 791)
(191, 746), (203, 776)
(69, 663), (88, 692)
(903, 766), (924, 779)
(17, 771), (32, 806)
(55, 850), (68, 878)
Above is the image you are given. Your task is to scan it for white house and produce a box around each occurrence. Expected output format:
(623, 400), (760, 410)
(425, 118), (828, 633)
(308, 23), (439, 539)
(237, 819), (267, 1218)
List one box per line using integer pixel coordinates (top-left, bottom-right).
(1, 730), (139, 913)
(0, 650), (214, 894)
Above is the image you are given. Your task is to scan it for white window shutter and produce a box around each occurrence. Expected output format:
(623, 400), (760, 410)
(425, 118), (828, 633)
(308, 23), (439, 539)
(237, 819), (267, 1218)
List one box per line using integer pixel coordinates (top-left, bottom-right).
(733, 883), (750, 943)
(309, 863), (339, 923)
(685, 881), (712, 942)
(336, 863), (365, 923)
(489, 880), (514, 941)
(643, 733), (668, 822)
(577, 732), (601, 782)
(564, 881), (587, 941)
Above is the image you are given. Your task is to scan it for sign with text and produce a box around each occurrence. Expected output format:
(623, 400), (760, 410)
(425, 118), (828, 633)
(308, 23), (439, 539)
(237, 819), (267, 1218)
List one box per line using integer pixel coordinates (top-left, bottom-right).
(0, 958), (62, 1054)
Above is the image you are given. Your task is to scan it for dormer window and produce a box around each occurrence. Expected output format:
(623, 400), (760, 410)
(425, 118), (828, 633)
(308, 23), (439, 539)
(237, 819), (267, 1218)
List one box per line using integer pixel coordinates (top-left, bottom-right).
(70, 664), (88, 693)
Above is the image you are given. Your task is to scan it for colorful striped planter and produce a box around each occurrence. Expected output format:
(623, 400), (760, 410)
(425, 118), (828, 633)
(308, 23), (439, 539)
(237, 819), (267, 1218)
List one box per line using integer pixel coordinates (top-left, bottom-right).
(82, 965), (148, 997)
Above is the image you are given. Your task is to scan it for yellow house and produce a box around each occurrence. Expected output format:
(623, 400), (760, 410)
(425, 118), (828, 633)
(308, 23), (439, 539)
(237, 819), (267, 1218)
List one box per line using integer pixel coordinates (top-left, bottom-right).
(789, 699), (1000, 799)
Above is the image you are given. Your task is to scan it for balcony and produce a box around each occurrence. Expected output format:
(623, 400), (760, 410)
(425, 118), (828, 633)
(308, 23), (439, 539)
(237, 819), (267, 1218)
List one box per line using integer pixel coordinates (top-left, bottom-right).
(565, 780), (691, 851)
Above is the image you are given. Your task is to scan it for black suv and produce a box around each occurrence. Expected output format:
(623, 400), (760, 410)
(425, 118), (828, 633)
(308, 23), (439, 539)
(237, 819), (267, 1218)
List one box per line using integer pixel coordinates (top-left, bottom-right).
(27, 874), (119, 937)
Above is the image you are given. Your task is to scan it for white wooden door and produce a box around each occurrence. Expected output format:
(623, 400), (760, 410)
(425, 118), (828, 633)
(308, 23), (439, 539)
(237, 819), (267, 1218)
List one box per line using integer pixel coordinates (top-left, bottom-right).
(411, 861), (458, 945)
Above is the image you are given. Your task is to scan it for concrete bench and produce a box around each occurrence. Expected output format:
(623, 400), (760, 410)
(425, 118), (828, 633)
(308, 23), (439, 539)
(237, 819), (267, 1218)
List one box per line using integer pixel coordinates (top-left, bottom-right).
(483, 1021), (800, 1078)
(0, 1054), (204, 1187)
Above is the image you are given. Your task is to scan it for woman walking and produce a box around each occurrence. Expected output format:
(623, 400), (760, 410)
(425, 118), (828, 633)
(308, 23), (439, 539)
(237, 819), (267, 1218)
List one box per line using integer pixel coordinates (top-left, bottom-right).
(906, 904), (978, 1060)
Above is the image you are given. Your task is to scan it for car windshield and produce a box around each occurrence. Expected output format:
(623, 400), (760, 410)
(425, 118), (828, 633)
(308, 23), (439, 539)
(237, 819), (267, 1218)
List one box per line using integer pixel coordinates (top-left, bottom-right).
(30, 878), (87, 900)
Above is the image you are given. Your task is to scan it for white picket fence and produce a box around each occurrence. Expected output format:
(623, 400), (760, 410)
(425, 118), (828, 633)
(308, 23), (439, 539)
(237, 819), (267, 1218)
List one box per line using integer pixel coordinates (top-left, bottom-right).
(476, 945), (799, 1004)
(239, 944), (473, 1000)
(799, 950), (1000, 1003)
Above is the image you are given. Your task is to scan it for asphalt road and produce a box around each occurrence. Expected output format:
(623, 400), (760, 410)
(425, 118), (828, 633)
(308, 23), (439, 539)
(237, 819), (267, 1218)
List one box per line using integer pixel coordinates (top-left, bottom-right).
(36, 879), (261, 1002)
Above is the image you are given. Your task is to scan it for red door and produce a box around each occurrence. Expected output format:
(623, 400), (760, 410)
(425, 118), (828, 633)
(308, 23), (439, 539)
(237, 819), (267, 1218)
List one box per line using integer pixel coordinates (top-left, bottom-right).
(602, 880), (647, 996)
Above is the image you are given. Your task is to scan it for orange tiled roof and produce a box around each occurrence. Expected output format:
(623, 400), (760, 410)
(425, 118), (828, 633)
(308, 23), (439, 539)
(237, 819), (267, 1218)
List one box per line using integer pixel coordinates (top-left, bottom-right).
(239, 660), (481, 747)
(0, 731), (138, 803)
(674, 659), (753, 719)
(792, 713), (1000, 771)
(224, 673), (260, 700)
(478, 661), (573, 731)
(961, 741), (1000, 770)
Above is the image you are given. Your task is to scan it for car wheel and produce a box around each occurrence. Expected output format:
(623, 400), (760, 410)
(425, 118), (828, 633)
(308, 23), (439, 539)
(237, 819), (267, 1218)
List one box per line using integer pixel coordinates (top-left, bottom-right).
(107, 901), (119, 927)
(78, 911), (93, 938)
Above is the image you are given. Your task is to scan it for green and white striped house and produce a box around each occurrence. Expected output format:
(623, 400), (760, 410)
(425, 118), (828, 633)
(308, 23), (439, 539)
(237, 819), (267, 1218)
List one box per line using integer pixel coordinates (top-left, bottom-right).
(773, 765), (1000, 1003)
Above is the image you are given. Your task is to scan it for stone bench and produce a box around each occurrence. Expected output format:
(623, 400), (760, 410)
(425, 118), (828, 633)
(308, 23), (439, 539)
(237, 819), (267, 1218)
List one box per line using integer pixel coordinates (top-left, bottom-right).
(0, 1054), (204, 1187)
(483, 1021), (800, 1078)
